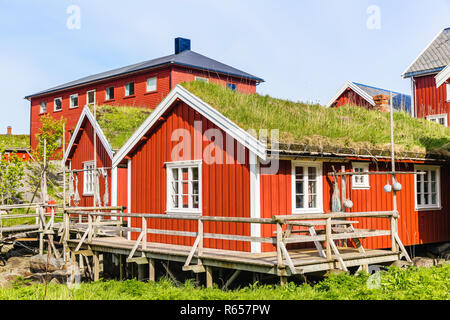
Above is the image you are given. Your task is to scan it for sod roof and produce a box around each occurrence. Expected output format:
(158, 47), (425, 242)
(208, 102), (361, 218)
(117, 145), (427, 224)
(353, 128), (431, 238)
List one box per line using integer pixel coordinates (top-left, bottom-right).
(0, 134), (30, 150)
(180, 81), (450, 159)
(88, 105), (153, 150)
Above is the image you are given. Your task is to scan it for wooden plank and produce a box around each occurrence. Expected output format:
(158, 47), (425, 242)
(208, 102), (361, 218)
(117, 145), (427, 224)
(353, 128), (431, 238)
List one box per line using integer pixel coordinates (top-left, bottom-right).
(127, 257), (149, 265)
(206, 266), (213, 288)
(284, 229), (391, 244)
(275, 211), (395, 221)
(222, 270), (241, 290)
(149, 258), (155, 281)
(394, 233), (412, 263)
(308, 227), (326, 258)
(279, 242), (296, 275)
(329, 240), (348, 272)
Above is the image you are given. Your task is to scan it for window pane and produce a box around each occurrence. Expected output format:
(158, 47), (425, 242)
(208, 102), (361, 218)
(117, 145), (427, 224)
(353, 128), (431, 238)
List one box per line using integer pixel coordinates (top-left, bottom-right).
(147, 77), (157, 92)
(295, 166), (303, 176)
(296, 195), (304, 209)
(87, 91), (95, 104)
(308, 194), (316, 208)
(296, 181), (303, 194)
(192, 167), (198, 180)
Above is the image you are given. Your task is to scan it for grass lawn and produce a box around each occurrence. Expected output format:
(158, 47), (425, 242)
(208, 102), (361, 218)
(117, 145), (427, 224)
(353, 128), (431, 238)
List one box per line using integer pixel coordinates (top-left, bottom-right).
(1, 265), (448, 300)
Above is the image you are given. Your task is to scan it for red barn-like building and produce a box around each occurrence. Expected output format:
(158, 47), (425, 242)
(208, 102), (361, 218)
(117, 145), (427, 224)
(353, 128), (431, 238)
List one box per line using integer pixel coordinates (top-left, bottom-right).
(111, 84), (450, 253)
(402, 27), (450, 126)
(25, 38), (264, 150)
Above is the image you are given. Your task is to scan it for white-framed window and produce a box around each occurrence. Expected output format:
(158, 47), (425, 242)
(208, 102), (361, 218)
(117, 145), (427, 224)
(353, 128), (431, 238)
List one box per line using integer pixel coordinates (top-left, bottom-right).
(414, 165), (441, 210)
(105, 87), (114, 100)
(54, 97), (62, 112)
(125, 82), (135, 96)
(291, 161), (323, 213)
(87, 90), (96, 105)
(195, 76), (209, 83)
(446, 83), (450, 102)
(426, 114), (448, 127)
(352, 162), (370, 189)
(70, 94), (78, 109)
(83, 161), (96, 196)
(166, 160), (202, 214)
(146, 77), (157, 92)
(40, 101), (47, 114)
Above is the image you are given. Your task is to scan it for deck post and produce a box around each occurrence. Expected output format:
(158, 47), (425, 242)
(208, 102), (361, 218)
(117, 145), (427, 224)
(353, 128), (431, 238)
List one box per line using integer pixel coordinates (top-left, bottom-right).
(276, 222), (283, 272)
(198, 219), (204, 263)
(119, 254), (123, 280)
(149, 258), (155, 282)
(280, 276), (288, 286)
(206, 266), (213, 288)
(326, 217), (332, 260)
(142, 217), (147, 250)
(93, 251), (100, 281)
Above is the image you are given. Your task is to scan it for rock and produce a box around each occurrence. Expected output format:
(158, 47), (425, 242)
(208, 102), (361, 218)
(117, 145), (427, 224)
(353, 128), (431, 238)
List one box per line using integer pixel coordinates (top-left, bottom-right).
(412, 257), (435, 268)
(49, 277), (60, 285)
(29, 254), (65, 273)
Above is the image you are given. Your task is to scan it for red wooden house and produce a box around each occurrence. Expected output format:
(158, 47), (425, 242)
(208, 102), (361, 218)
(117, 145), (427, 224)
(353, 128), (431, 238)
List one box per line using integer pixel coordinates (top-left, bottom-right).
(25, 38), (264, 151)
(402, 27), (450, 126)
(111, 82), (450, 253)
(326, 81), (411, 113)
(63, 105), (150, 214)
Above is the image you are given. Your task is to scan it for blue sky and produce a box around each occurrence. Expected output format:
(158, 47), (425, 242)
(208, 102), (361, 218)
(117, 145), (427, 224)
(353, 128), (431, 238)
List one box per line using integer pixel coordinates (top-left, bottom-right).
(0, 0), (449, 134)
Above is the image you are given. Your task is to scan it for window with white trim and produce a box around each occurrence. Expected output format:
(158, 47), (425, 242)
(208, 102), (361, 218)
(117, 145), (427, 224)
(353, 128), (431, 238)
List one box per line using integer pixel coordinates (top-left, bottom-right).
(105, 87), (114, 100)
(83, 161), (95, 196)
(352, 162), (370, 189)
(446, 83), (450, 102)
(415, 165), (441, 210)
(87, 90), (96, 105)
(426, 114), (448, 127)
(70, 94), (78, 109)
(166, 161), (201, 213)
(292, 162), (323, 213)
(125, 82), (135, 96)
(146, 77), (157, 92)
(40, 101), (47, 114)
(195, 76), (209, 83)
(54, 97), (62, 112)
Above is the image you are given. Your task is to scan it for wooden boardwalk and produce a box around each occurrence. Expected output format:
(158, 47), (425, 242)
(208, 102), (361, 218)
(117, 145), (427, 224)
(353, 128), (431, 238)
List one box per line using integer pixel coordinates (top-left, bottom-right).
(67, 236), (400, 276)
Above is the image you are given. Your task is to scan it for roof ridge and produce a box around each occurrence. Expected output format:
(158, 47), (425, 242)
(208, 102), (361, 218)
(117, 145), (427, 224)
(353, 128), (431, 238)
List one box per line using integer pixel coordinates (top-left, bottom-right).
(352, 82), (410, 96)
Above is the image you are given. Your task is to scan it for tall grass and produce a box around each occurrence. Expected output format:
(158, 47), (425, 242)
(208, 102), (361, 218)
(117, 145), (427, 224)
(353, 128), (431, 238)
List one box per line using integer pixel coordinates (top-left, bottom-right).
(1, 265), (448, 300)
(181, 82), (450, 156)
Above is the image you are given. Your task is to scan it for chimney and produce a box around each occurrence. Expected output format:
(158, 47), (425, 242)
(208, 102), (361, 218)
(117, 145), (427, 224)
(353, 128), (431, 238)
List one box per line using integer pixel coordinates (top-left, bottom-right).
(175, 37), (191, 54)
(7, 126), (12, 136)
(372, 95), (390, 112)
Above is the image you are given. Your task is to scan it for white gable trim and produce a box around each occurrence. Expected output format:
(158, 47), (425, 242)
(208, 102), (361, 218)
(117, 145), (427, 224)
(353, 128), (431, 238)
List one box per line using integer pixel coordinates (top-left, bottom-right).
(435, 64), (450, 88)
(63, 106), (114, 163)
(325, 81), (375, 108)
(112, 85), (267, 167)
(402, 28), (445, 79)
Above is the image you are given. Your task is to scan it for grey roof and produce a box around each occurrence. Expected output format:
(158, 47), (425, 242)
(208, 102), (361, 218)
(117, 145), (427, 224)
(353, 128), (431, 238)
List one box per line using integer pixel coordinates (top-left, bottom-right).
(25, 50), (264, 99)
(353, 83), (411, 113)
(403, 28), (450, 78)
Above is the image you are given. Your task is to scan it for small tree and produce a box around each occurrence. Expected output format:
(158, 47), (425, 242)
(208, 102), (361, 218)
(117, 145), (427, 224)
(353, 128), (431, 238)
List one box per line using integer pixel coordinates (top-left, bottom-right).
(28, 114), (66, 203)
(0, 147), (26, 205)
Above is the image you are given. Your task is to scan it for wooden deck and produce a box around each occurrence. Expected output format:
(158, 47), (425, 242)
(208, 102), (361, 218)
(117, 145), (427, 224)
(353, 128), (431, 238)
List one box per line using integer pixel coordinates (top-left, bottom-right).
(67, 236), (400, 276)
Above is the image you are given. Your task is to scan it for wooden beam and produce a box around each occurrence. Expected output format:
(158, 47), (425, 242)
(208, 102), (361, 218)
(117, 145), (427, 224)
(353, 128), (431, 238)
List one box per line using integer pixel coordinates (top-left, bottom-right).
(149, 258), (155, 282)
(206, 266), (213, 288)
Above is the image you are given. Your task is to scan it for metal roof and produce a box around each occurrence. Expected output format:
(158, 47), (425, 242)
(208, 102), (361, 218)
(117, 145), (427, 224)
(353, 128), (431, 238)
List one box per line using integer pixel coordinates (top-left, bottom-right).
(353, 82), (412, 113)
(25, 50), (264, 99)
(402, 28), (450, 78)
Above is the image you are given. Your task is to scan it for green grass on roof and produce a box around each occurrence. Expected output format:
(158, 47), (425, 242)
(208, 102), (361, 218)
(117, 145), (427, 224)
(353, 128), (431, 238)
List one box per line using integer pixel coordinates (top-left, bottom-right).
(89, 105), (153, 150)
(0, 134), (30, 150)
(181, 81), (450, 157)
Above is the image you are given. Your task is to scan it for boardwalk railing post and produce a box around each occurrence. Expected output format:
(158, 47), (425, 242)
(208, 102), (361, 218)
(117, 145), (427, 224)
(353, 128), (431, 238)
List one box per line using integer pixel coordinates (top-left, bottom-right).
(391, 211), (398, 252)
(198, 218), (204, 259)
(142, 217), (147, 251)
(326, 217), (332, 260)
(88, 213), (93, 243)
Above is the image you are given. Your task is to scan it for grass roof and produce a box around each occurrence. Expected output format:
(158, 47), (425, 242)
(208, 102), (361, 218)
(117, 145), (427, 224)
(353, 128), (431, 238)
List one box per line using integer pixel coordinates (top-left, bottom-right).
(181, 81), (450, 158)
(0, 134), (30, 150)
(89, 105), (153, 150)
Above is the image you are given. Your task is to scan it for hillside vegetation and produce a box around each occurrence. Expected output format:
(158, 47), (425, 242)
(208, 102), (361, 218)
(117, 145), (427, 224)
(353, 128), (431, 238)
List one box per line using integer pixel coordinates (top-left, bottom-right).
(181, 82), (450, 157)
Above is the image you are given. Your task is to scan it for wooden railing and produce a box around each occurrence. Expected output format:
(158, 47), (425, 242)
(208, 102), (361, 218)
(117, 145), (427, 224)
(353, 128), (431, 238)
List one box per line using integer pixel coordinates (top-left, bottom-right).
(64, 208), (411, 275)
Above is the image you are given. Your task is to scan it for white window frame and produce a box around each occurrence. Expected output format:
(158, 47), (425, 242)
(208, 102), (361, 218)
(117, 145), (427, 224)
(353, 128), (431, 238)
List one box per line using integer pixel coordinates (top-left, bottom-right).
(146, 77), (157, 92)
(414, 165), (441, 211)
(54, 97), (62, 112)
(125, 82), (135, 96)
(426, 114), (448, 127)
(86, 90), (96, 105)
(69, 94), (78, 109)
(83, 161), (96, 196)
(291, 161), (323, 214)
(40, 101), (47, 114)
(352, 162), (370, 189)
(165, 160), (202, 214)
(105, 87), (114, 100)
(195, 76), (209, 83)
(446, 83), (450, 102)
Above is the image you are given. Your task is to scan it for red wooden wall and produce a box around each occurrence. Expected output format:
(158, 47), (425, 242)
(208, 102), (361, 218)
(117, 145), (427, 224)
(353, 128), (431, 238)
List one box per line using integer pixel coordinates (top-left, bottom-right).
(68, 119), (112, 207)
(259, 159), (450, 252)
(331, 88), (372, 108)
(414, 74), (450, 122)
(129, 100), (251, 251)
(30, 66), (257, 150)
